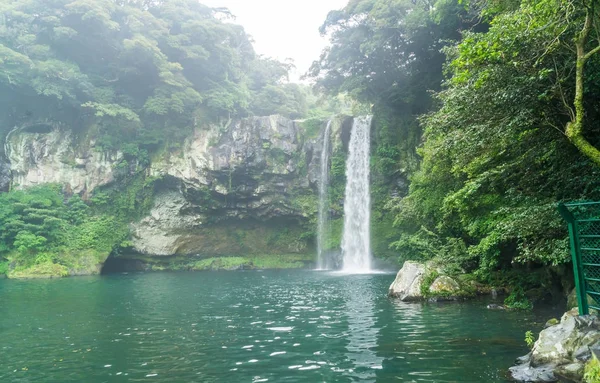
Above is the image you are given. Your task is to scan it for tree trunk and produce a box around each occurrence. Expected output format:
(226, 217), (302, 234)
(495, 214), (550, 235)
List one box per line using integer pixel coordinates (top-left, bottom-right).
(565, 5), (600, 166)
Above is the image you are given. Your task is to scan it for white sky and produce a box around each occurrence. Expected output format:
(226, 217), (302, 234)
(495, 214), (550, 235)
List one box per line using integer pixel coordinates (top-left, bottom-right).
(200, 0), (349, 82)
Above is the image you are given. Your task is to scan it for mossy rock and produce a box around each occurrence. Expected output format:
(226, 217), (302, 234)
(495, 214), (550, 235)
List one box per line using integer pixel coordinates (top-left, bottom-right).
(137, 253), (314, 272)
(429, 276), (460, 294)
(191, 257), (251, 271)
(9, 262), (69, 279)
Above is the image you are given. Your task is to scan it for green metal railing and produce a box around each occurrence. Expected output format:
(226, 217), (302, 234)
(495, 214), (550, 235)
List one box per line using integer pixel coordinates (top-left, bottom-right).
(558, 202), (600, 315)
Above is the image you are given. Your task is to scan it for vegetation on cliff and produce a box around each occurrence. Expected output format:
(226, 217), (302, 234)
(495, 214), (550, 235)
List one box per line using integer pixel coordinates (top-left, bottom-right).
(0, 173), (157, 277)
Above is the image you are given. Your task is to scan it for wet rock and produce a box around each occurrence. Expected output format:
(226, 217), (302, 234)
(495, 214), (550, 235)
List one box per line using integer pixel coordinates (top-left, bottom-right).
(554, 362), (584, 382)
(533, 316), (600, 366)
(487, 304), (506, 310)
(130, 190), (202, 256)
(510, 312), (600, 382)
(491, 288), (498, 299)
(388, 261), (426, 301)
(509, 362), (557, 382)
(130, 115), (324, 256)
(5, 115), (328, 257)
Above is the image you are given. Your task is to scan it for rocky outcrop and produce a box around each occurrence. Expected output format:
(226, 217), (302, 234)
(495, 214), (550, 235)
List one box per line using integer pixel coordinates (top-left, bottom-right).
(5, 125), (121, 195)
(388, 261), (426, 301)
(129, 190), (201, 256)
(149, 115), (317, 221)
(388, 261), (469, 301)
(128, 115), (330, 256)
(510, 309), (600, 382)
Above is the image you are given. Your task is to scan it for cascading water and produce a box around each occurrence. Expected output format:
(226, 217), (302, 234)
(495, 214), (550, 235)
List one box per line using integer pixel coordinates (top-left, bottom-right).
(341, 116), (372, 273)
(316, 120), (332, 270)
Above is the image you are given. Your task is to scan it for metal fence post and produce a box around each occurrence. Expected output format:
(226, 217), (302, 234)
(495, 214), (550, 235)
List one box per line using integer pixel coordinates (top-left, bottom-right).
(558, 203), (589, 315)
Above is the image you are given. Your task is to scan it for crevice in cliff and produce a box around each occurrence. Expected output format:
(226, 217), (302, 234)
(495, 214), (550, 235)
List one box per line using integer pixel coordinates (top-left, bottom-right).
(100, 254), (147, 274)
(340, 116), (354, 152)
(22, 123), (54, 134)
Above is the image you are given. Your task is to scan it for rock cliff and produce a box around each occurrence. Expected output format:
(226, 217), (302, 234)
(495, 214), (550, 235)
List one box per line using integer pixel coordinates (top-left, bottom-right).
(5, 123), (122, 196)
(1, 115), (351, 261)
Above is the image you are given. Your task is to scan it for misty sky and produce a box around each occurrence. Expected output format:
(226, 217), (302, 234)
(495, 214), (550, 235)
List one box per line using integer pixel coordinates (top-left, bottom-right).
(200, 0), (348, 82)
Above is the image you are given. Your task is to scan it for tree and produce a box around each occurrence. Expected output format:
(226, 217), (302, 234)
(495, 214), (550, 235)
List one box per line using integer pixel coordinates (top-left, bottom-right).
(390, 0), (600, 277)
(0, 0), (311, 154)
(565, 0), (600, 165)
(309, 0), (474, 112)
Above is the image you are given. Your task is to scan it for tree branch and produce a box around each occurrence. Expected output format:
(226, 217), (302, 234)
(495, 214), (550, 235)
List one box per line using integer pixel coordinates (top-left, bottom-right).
(553, 57), (575, 121)
(584, 44), (600, 60)
(565, 2), (600, 166)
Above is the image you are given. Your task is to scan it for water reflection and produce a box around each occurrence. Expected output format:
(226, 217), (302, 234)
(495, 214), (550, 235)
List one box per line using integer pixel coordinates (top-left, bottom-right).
(0, 270), (559, 383)
(342, 275), (384, 380)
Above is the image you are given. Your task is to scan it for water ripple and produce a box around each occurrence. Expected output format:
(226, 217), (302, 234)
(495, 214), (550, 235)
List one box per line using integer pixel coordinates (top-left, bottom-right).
(0, 270), (559, 382)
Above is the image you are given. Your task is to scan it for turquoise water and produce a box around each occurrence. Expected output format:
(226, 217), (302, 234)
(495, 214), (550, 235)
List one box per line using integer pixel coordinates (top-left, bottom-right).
(0, 270), (557, 382)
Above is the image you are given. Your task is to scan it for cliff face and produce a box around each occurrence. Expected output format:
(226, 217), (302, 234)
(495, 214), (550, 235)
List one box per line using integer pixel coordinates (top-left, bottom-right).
(5, 123), (121, 196)
(2, 115), (342, 261)
(131, 115), (323, 256)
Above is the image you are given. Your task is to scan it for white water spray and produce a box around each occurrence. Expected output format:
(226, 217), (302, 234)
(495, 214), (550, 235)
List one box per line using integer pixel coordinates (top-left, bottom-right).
(316, 120), (332, 270)
(341, 116), (372, 273)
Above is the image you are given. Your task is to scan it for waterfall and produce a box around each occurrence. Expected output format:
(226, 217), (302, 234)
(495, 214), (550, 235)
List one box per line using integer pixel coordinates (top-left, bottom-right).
(316, 120), (332, 270)
(341, 116), (372, 273)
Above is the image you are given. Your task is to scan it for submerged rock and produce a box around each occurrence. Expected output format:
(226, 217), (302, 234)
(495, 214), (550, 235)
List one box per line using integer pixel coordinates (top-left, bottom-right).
(388, 261), (426, 301)
(509, 311), (600, 382)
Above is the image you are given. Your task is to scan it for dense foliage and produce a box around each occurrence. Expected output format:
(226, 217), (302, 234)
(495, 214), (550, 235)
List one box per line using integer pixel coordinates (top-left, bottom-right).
(0, 0), (320, 153)
(313, 0), (600, 290)
(0, 174), (155, 276)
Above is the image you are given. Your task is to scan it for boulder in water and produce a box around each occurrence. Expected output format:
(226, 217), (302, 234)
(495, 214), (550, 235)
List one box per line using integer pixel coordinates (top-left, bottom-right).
(388, 261), (426, 301)
(389, 261), (467, 301)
